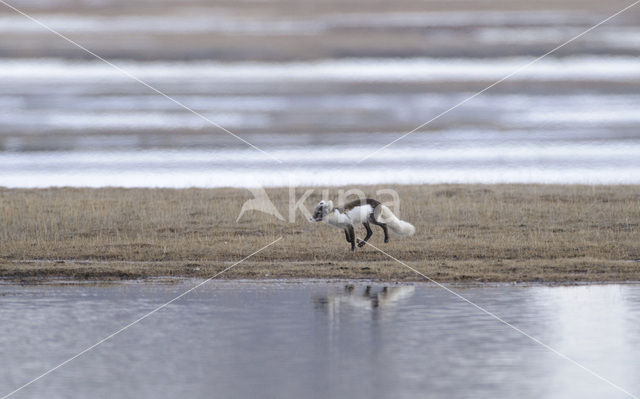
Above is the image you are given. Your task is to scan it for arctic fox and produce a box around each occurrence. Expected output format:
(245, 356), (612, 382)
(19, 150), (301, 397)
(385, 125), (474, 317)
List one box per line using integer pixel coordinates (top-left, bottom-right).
(310, 198), (415, 251)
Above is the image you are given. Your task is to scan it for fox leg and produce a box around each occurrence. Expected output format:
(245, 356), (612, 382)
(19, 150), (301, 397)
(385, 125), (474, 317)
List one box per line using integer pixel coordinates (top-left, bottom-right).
(344, 228), (351, 243)
(346, 225), (356, 251)
(370, 217), (389, 243)
(358, 222), (373, 247)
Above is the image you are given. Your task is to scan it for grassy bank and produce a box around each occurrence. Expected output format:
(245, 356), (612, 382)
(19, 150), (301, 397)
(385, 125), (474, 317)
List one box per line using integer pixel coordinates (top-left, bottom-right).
(1, 185), (639, 282)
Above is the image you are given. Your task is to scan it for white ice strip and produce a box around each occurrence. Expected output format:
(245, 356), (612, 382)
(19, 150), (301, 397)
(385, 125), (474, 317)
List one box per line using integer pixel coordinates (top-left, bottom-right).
(475, 26), (640, 48)
(1, 142), (639, 167)
(0, 111), (269, 130)
(2, 166), (640, 188)
(2, 57), (640, 83)
(2, 95), (293, 112)
(517, 108), (640, 125)
(2, 93), (639, 113)
(2, 100), (640, 130)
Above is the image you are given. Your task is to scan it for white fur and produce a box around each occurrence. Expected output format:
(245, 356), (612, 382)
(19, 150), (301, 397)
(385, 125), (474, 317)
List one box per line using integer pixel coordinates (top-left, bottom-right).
(377, 205), (416, 236)
(346, 204), (373, 224)
(312, 200), (415, 237)
(324, 209), (351, 229)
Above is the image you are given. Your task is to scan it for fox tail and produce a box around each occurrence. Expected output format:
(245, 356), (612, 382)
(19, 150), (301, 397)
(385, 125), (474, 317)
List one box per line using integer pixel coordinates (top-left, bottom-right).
(375, 205), (416, 236)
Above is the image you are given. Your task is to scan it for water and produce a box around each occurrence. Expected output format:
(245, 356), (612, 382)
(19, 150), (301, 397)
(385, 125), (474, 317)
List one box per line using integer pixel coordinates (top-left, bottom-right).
(1, 1), (639, 187)
(2, 281), (640, 399)
(3, 134), (640, 187)
(1, 58), (638, 187)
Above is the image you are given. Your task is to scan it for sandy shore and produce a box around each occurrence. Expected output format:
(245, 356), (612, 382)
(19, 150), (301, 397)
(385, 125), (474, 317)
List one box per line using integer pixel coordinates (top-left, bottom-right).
(1, 184), (639, 282)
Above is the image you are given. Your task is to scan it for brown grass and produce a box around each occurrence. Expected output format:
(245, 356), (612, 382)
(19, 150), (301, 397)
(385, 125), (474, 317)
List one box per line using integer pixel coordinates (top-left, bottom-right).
(1, 185), (639, 282)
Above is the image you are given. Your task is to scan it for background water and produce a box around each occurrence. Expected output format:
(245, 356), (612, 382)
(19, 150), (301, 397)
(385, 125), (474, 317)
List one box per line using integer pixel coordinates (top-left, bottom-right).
(1, 0), (639, 187)
(1, 281), (640, 399)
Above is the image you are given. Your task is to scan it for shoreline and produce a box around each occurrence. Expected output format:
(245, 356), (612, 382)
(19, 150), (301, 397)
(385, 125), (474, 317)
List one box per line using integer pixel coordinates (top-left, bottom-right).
(1, 184), (639, 283)
(3, 275), (640, 287)
(3, 258), (639, 284)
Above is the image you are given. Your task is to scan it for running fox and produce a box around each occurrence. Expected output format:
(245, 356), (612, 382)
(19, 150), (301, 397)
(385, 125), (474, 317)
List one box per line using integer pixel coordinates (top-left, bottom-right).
(310, 199), (415, 251)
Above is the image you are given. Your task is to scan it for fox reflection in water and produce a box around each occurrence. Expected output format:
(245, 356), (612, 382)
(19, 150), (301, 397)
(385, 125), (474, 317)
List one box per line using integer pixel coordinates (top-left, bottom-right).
(314, 285), (415, 312)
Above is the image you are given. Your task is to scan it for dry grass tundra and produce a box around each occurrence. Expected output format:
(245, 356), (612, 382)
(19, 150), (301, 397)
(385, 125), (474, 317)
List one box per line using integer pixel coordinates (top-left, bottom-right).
(0, 184), (639, 282)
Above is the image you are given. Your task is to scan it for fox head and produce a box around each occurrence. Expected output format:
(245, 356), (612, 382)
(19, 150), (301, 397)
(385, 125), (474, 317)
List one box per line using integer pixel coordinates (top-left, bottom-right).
(310, 200), (334, 222)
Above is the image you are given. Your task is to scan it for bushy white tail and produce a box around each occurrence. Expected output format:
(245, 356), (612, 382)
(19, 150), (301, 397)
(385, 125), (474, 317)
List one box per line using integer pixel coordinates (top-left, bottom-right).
(376, 205), (416, 236)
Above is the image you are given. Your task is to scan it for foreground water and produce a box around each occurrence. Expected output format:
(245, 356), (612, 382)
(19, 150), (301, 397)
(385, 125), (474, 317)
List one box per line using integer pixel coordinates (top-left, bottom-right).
(1, 281), (640, 399)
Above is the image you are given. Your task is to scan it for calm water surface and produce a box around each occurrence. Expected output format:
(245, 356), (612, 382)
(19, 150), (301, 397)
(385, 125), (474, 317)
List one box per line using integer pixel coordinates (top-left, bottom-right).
(2, 281), (640, 399)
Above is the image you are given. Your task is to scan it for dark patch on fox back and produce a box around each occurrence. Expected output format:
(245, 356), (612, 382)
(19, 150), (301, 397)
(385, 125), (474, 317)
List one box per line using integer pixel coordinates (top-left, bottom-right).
(343, 198), (380, 211)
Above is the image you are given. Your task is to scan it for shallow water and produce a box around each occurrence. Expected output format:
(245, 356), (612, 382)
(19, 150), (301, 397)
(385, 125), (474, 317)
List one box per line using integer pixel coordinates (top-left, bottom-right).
(2, 57), (639, 186)
(3, 136), (640, 187)
(1, 281), (640, 399)
(1, 1), (639, 187)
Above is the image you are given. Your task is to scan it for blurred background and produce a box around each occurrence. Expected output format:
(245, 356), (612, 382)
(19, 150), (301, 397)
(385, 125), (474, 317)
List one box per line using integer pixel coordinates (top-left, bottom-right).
(1, 0), (639, 187)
